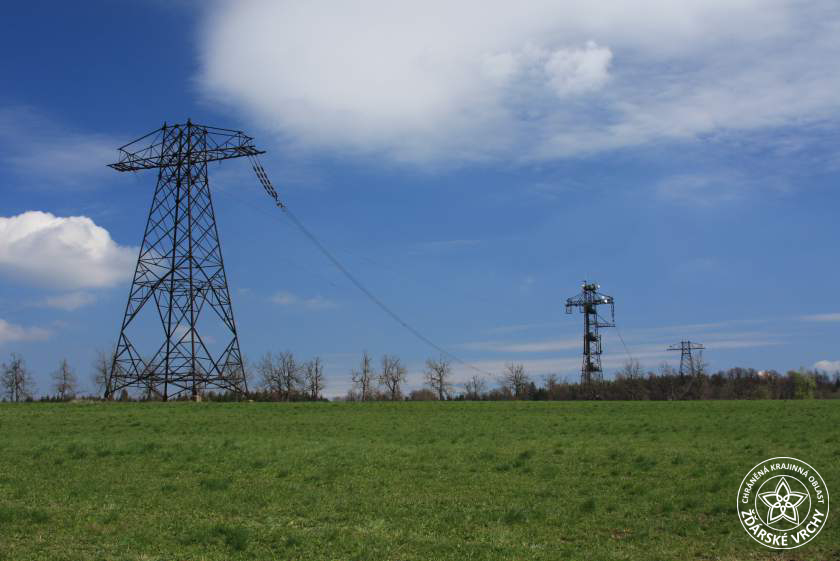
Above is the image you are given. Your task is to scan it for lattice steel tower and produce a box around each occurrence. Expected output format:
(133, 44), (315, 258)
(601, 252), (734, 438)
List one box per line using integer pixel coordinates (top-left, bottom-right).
(667, 341), (705, 376)
(106, 120), (262, 400)
(566, 281), (615, 388)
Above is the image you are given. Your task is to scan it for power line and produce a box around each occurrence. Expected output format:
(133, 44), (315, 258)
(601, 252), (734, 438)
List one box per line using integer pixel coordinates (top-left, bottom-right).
(212, 186), (342, 291)
(248, 155), (495, 378)
(614, 323), (635, 363)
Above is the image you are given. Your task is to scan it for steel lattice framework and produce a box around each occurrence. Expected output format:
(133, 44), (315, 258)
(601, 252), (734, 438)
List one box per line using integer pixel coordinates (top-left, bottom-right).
(106, 120), (262, 400)
(667, 341), (705, 376)
(566, 281), (615, 390)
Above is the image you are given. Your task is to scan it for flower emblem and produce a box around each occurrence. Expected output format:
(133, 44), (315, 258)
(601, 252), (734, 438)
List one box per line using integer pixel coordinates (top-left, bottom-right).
(758, 477), (807, 525)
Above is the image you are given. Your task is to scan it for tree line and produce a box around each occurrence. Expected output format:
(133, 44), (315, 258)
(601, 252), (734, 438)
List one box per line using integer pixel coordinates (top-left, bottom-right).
(2, 350), (839, 402)
(1, 353), (80, 402)
(340, 354), (840, 401)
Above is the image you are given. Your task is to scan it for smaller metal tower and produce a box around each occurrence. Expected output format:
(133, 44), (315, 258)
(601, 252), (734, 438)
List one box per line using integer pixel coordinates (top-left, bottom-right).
(566, 281), (615, 388)
(667, 341), (705, 376)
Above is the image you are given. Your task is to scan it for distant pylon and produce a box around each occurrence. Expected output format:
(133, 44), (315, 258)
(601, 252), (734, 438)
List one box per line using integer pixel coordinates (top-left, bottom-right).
(667, 341), (705, 376)
(565, 281), (615, 391)
(106, 120), (262, 400)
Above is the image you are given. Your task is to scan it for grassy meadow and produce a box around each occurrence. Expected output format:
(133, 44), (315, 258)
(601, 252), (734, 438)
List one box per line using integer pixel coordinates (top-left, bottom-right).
(0, 400), (837, 560)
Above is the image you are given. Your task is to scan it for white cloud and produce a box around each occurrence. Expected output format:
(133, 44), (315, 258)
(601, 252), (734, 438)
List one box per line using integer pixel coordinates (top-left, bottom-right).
(0, 318), (49, 344)
(545, 41), (612, 96)
(460, 337), (580, 353)
(270, 292), (297, 306)
(486, 322), (561, 335)
(800, 313), (840, 322)
(656, 173), (792, 206)
(38, 292), (96, 311)
(171, 324), (216, 345)
(701, 338), (785, 351)
(656, 174), (746, 205)
(463, 332), (780, 356)
(0, 211), (136, 290)
(0, 107), (116, 187)
(198, 0), (840, 163)
(270, 291), (336, 310)
(814, 360), (840, 372)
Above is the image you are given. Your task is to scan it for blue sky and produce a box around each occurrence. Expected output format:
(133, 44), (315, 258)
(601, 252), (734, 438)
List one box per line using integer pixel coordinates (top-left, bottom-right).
(1, 1), (839, 396)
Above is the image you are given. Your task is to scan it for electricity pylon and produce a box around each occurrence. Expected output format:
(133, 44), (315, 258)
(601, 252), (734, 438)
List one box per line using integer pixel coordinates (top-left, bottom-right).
(565, 281), (615, 391)
(107, 120), (261, 400)
(667, 341), (705, 376)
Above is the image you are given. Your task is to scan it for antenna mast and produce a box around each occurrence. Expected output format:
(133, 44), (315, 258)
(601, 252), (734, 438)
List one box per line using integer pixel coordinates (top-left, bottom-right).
(566, 281), (615, 394)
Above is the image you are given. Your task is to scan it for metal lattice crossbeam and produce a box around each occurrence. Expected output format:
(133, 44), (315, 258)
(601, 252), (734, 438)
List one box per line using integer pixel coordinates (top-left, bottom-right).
(107, 121), (254, 400)
(109, 122), (264, 172)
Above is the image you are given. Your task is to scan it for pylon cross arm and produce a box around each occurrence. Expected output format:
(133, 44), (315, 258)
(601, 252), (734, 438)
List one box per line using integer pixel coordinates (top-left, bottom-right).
(108, 122), (265, 172)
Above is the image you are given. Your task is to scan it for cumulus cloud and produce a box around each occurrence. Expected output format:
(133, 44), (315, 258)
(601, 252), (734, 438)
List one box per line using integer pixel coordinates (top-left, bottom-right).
(270, 291), (336, 310)
(198, 0), (840, 163)
(0, 211), (136, 290)
(0, 318), (50, 344)
(814, 360), (840, 372)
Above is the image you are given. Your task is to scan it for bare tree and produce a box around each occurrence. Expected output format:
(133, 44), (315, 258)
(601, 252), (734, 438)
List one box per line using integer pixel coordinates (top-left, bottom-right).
(259, 351), (301, 401)
(658, 362), (679, 400)
(616, 359), (645, 400)
(303, 357), (326, 400)
(501, 363), (530, 399)
(543, 373), (561, 400)
(464, 375), (487, 400)
(221, 354), (250, 397)
(424, 356), (453, 400)
(617, 359), (643, 380)
(690, 351), (708, 377)
(1, 353), (35, 402)
(351, 351), (376, 401)
(379, 354), (406, 401)
(52, 358), (77, 400)
(241, 354), (256, 394)
(681, 351), (708, 400)
(142, 360), (161, 401)
(92, 351), (115, 398)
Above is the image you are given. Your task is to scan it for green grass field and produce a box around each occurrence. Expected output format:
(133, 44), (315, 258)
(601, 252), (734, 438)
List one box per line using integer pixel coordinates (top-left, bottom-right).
(0, 401), (837, 560)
